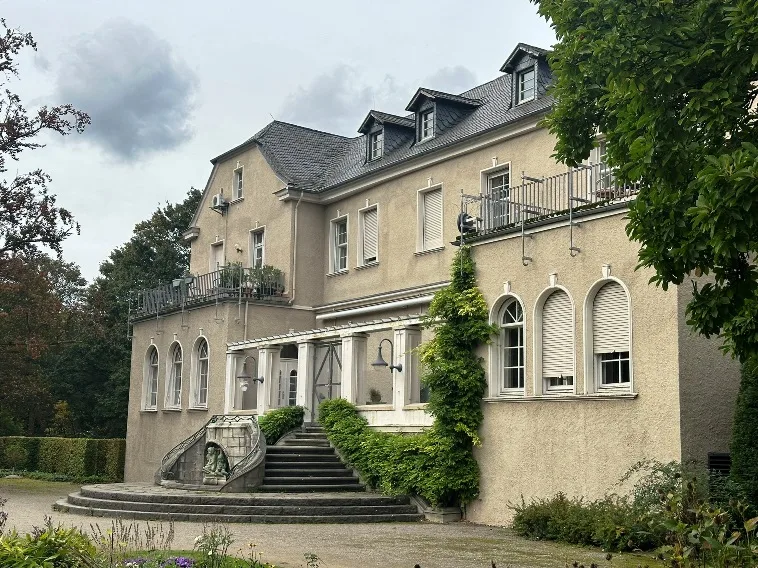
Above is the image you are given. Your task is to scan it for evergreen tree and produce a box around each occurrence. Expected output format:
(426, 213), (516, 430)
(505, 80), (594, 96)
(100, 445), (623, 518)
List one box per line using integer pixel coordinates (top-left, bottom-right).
(730, 357), (758, 507)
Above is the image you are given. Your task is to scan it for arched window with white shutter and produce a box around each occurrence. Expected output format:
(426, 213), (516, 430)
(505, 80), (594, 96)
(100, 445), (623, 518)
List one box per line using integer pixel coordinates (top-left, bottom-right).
(534, 287), (575, 395)
(190, 337), (210, 409)
(585, 279), (632, 392)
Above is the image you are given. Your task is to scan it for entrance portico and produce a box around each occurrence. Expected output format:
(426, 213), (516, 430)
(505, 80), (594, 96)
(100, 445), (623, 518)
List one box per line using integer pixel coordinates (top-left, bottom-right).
(224, 316), (433, 431)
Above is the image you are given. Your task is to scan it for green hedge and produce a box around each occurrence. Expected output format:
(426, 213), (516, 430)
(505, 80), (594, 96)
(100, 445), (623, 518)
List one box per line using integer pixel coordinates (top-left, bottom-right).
(731, 357), (758, 508)
(0, 437), (125, 481)
(258, 406), (304, 445)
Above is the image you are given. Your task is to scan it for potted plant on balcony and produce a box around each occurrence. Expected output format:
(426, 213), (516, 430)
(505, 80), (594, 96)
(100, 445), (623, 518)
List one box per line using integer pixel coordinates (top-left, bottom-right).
(251, 265), (284, 298)
(219, 261), (243, 292)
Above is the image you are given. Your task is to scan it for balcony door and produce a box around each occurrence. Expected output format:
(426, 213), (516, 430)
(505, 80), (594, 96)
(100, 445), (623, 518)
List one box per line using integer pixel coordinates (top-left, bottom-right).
(312, 341), (341, 418)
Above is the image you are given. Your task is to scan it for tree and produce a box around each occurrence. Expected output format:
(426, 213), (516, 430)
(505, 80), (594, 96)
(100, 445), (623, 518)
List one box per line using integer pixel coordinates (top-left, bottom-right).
(730, 358), (758, 506)
(532, 0), (758, 361)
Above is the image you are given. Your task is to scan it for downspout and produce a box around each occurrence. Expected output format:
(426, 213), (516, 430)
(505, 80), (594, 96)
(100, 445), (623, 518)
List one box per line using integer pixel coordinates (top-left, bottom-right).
(289, 189), (304, 305)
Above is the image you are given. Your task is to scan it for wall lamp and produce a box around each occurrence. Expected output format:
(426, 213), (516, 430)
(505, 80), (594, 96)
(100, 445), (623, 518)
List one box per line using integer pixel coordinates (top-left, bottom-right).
(371, 338), (403, 373)
(236, 356), (264, 392)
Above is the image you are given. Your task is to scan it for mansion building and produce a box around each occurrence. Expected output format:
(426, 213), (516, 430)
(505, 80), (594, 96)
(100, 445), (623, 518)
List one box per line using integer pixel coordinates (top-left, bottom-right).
(126, 43), (740, 525)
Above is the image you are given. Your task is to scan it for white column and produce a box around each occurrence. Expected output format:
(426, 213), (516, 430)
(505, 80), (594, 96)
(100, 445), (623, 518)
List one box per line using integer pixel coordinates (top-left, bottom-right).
(224, 353), (238, 414)
(296, 340), (316, 422)
(340, 332), (368, 405)
(393, 325), (422, 409)
(257, 345), (280, 416)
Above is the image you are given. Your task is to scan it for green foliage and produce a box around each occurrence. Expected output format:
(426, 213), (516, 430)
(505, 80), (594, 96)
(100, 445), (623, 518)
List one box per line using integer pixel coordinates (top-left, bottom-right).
(730, 357), (758, 507)
(0, 436), (125, 481)
(0, 520), (97, 568)
(533, 0), (758, 361)
(193, 525), (233, 568)
(257, 406), (304, 445)
(318, 248), (495, 507)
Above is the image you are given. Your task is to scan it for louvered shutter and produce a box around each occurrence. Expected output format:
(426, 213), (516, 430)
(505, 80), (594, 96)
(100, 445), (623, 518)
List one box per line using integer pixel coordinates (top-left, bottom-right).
(542, 290), (573, 379)
(423, 188), (443, 250)
(593, 282), (629, 353)
(362, 208), (378, 263)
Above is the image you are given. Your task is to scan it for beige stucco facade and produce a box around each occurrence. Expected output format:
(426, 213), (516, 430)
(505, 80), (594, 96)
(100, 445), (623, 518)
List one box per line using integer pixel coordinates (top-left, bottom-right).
(126, 56), (741, 525)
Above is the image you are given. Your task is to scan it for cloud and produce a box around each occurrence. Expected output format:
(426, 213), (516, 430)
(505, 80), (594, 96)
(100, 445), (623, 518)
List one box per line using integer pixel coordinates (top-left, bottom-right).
(33, 55), (50, 72)
(279, 64), (477, 136)
(55, 19), (197, 161)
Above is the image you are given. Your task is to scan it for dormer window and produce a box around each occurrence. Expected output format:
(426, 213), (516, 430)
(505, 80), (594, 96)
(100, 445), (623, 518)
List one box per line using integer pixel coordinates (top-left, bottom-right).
(420, 109), (435, 141)
(517, 68), (535, 104)
(369, 130), (383, 160)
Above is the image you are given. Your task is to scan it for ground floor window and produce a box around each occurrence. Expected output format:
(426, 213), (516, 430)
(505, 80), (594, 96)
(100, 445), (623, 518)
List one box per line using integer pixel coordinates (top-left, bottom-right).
(598, 351), (630, 385)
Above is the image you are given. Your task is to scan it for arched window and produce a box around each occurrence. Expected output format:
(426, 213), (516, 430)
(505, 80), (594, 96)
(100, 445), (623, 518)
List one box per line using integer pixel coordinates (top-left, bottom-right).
(144, 346), (159, 410)
(541, 289), (574, 392)
(165, 343), (183, 408)
(499, 297), (525, 393)
(592, 281), (630, 388)
(193, 338), (209, 407)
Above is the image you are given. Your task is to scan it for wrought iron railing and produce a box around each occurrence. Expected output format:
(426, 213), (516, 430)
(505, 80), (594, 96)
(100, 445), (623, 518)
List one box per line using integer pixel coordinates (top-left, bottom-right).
(133, 265), (287, 318)
(473, 163), (639, 235)
(225, 417), (266, 487)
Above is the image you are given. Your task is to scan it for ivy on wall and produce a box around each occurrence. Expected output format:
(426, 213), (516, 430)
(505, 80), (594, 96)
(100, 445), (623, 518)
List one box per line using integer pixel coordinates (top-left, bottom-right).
(319, 247), (496, 507)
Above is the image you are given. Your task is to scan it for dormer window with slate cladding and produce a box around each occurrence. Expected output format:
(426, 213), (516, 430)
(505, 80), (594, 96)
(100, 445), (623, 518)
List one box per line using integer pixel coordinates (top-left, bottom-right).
(369, 130), (383, 160)
(358, 110), (415, 163)
(405, 88), (482, 144)
(500, 43), (551, 108)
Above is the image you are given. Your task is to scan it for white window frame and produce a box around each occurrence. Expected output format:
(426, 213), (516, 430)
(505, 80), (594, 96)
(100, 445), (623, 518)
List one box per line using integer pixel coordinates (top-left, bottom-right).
(329, 215), (349, 274)
(143, 345), (159, 411)
(533, 286), (576, 396)
(489, 294), (527, 397)
(249, 228), (265, 269)
(420, 109), (435, 141)
(517, 67), (536, 104)
(233, 167), (244, 200)
(357, 205), (379, 267)
(209, 240), (225, 272)
(190, 336), (210, 409)
(369, 130), (383, 160)
(416, 184), (444, 253)
(583, 277), (634, 394)
(165, 342), (183, 409)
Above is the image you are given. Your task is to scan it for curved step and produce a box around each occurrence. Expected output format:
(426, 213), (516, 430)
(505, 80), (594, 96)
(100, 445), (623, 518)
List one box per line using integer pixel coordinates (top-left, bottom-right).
(257, 484), (366, 492)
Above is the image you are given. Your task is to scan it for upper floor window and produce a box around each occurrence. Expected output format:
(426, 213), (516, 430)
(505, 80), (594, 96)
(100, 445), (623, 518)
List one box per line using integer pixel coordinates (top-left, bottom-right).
(517, 68), (535, 104)
(251, 229), (264, 269)
(233, 168), (244, 200)
(144, 346), (159, 410)
(420, 109), (435, 141)
(419, 186), (443, 251)
(166, 343), (183, 409)
(500, 297), (525, 393)
(488, 169), (511, 227)
(369, 131), (383, 160)
(541, 289), (573, 392)
(331, 217), (348, 273)
(591, 281), (631, 389)
(359, 207), (378, 265)
(193, 338), (209, 408)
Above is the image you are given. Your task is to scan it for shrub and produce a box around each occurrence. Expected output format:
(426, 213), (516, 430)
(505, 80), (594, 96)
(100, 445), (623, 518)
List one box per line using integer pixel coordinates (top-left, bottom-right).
(0, 436), (125, 480)
(731, 356), (758, 508)
(0, 520), (97, 567)
(258, 406), (304, 445)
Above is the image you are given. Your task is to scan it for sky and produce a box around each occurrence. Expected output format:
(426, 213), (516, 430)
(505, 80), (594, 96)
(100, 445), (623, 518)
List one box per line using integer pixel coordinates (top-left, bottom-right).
(3, 0), (556, 281)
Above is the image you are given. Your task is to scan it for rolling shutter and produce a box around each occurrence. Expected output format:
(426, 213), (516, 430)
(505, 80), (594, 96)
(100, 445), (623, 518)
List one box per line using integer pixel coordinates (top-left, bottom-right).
(542, 290), (573, 379)
(593, 282), (629, 353)
(423, 188), (443, 250)
(362, 208), (378, 263)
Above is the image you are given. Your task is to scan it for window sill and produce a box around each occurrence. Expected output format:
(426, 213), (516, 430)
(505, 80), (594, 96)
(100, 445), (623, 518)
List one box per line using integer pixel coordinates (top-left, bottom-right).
(162, 407), (182, 412)
(516, 96), (535, 106)
(355, 261), (379, 271)
(327, 270), (349, 278)
(417, 136), (435, 145)
(414, 246), (445, 257)
(188, 406), (208, 412)
(140, 409), (158, 414)
(483, 392), (638, 403)
(355, 404), (394, 411)
(402, 403), (429, 411)
(227, 409), (258, 416)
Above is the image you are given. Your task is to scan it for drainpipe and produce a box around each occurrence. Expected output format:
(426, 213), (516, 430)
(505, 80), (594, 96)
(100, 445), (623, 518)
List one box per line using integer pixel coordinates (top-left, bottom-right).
(289, 189), (304, 305)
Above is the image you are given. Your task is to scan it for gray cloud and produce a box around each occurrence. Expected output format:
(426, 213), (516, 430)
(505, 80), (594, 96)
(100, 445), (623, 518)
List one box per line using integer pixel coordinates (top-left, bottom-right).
(55, 19), (197, 161)
(34, 55), (50, 72)
(279, 64), (477, 136)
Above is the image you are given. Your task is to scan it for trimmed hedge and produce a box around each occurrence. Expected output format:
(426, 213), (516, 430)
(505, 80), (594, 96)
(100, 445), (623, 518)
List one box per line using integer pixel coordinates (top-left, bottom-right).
(0, 437), (125, 481)
(731, 356), (758, 507)
(258, 406), (304, 445)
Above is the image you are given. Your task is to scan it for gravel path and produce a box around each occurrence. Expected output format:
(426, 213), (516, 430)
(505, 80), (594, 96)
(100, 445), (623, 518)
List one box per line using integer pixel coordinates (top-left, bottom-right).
(0, 478), (658, 568)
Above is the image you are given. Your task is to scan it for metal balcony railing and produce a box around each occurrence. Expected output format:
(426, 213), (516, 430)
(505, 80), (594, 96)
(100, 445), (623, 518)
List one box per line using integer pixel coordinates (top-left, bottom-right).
(132, 265), (287, 318)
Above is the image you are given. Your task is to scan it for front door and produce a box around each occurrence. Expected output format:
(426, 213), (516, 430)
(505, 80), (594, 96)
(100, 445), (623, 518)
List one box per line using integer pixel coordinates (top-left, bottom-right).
(312, 342), (342, 418)
(278, 359), (298, 408)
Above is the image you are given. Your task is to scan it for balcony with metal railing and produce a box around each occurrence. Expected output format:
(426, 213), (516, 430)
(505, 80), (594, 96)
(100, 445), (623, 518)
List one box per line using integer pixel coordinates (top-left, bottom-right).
(131, 265), (288, 319)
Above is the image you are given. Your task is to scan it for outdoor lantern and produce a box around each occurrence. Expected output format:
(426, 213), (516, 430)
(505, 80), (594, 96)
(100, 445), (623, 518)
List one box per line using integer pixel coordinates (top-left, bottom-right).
(371, 338), (403, 373)
(236, 356), (264, 391)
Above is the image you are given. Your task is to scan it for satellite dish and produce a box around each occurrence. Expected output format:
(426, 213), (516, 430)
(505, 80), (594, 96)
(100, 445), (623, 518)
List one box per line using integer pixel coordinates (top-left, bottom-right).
(457, 212), (477, 233)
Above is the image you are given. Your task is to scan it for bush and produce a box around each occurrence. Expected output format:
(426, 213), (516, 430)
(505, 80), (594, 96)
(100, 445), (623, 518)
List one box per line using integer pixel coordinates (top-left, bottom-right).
(0, 436), (125, 480)
(731, 356), (758, 508)
(258, 406), (304, 445)
(0, 520), (97, 567)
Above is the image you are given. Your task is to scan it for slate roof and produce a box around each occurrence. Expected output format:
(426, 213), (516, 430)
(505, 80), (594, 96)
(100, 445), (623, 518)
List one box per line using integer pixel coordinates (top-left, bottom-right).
(211, 48), (552, 195)
(405, 87), (483, 111)
(358, 110), (415, 134)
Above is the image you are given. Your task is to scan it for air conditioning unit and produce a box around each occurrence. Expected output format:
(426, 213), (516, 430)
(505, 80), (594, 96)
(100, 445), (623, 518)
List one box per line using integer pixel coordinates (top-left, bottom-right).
(211, 193), (227, 209)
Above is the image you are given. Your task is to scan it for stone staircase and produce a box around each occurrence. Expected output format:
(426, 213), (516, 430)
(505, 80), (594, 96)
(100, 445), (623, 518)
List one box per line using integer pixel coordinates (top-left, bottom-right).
(54, 425), (422, 523)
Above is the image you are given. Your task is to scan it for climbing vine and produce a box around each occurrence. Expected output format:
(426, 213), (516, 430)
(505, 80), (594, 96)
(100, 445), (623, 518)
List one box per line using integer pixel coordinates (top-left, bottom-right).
(319, 247), (496, 507)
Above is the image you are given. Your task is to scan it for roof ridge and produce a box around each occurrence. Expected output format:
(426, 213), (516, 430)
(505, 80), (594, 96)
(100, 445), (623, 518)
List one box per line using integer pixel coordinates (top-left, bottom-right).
(269, 119), (349, 140)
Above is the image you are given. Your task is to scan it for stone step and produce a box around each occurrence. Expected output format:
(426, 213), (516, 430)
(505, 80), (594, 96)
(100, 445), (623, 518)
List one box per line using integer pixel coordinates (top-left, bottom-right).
(288, 432), (328, 439)
(263, 469), (354, 477)
(264, 460), (346, 469)
(281, 439), (330, 446)
(54, 500), (420, 523)
(267, 446), (334, 454)
(262, 476), (360, 485)
(256, 484), (366, 493)
(265, 454), (342, 463)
